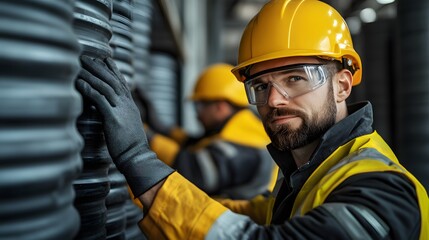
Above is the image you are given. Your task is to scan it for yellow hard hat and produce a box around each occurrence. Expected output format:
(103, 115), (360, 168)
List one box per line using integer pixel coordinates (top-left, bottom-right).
(190, 63), (248, 106)
(232, 0), (362, 86)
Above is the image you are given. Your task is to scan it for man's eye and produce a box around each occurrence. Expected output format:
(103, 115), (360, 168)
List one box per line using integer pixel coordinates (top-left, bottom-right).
(288, 76), (305, 82)
(253, 83), (268, 91)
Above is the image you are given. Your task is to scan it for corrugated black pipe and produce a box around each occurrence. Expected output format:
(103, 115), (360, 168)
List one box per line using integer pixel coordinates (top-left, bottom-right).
(0, 1), (83, 239)
(72, 0), (113, 239)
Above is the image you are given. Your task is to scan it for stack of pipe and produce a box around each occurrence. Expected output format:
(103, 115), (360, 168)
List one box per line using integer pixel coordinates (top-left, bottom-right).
(0, 1), (82, 239)
(72, 0), (114, 239)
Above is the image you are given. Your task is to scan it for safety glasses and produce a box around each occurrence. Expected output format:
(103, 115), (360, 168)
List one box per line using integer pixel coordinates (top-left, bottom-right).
(244, 64), (329, 105)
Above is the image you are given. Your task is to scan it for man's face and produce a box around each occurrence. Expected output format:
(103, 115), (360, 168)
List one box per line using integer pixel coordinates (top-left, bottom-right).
(195, 101), (219, 131)
(195, 100), (232, 133)
(252, 57), (338, 151)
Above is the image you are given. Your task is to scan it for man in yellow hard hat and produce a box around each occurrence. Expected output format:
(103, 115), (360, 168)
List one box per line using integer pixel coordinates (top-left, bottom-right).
(133, 63), (277, 200)
(76, 0), (428, 239)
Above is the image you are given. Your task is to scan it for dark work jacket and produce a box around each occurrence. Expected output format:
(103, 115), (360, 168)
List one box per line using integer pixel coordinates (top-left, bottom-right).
(265, 101), (421, 239)
(172, 109), (275, 200)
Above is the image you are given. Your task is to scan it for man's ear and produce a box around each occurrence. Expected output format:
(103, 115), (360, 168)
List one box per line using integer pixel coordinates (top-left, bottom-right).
(334, 69), (353, 103)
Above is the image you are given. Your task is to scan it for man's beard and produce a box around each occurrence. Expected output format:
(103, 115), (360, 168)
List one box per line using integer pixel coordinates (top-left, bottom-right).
(263, 88), (337, 151)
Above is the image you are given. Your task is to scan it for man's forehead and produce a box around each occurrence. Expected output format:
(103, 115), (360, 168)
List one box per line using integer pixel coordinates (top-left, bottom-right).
(250, 56), (321, 75)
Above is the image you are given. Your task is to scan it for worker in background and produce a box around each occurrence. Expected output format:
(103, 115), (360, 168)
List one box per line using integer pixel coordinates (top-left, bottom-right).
(133, 63), (278, 200)
(76, 0), (429, 238)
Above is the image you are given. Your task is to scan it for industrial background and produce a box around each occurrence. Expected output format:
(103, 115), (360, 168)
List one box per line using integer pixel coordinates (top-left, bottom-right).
(0, 0), (427, 239)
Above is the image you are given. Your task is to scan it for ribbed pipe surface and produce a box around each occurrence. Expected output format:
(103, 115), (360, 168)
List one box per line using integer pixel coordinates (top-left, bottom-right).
(0, 1), (83, 239)
(132, 0), (153, 88)
(146, 53), (179, 127)
(102, 1), (135, 239)
(123, 1), (152, 239)
(110, 0), (134, 89)
(105, 164), (128, 240)
(72, 0), (113, 239)
(124, 198), (145, 240)
(73, 0), (113, 58)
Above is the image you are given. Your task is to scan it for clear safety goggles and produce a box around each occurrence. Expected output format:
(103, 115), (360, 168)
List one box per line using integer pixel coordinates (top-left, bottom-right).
(244, 64), (329, 105)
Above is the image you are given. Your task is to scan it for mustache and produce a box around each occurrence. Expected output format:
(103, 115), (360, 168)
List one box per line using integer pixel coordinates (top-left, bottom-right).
(267, 108), (305, 119)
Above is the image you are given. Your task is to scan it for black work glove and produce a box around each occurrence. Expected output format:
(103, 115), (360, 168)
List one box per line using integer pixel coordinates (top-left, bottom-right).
(76, 55), (174, 197)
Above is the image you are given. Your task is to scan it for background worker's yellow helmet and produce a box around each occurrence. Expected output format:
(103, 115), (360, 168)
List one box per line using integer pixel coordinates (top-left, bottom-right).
(190, 63), (248, 107)
(232, 0), (362, 86)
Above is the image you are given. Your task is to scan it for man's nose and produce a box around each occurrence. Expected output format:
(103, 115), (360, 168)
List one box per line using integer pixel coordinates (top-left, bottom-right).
(267, 83), (289, 107)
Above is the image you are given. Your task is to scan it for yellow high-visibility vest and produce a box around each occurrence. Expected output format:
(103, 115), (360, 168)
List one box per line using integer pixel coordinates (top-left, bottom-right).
(291, 131), (429, 239)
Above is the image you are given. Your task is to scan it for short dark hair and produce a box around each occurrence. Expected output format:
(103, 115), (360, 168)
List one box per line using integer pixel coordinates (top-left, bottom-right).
(317, 58), (343, 79)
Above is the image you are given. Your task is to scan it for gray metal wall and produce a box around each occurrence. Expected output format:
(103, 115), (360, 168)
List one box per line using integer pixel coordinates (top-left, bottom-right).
(347, 0), (429, 190)
(396, 0), (429, 189)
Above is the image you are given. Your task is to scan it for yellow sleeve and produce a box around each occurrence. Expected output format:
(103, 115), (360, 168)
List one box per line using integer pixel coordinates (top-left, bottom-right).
(149, 134), (180, 166)
(168, 126), (188, 144)
(139, 172), (228, 239)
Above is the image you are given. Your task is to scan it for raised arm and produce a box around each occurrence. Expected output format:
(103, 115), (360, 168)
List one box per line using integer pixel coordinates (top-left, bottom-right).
(76, 55), (174, 210)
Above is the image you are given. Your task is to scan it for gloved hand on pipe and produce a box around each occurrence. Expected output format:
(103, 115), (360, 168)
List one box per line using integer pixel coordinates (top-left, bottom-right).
(76, 55), (174, 197)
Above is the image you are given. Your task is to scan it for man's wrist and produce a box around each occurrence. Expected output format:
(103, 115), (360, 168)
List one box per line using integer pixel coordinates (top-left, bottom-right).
(138, 179), (167, 214)
(115, 147), (175, 197)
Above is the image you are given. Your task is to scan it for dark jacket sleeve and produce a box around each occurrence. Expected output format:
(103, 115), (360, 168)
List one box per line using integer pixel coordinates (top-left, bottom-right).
(172, 140), (270, 199)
